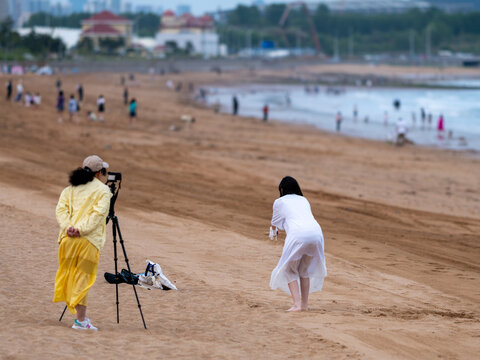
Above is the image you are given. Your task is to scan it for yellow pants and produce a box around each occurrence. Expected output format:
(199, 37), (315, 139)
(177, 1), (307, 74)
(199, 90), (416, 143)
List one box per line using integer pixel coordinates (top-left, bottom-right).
(53, 236), (99, 314)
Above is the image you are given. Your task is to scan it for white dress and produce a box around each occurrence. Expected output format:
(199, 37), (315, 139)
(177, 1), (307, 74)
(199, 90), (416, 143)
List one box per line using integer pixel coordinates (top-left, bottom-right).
(270, 194), (327, 294)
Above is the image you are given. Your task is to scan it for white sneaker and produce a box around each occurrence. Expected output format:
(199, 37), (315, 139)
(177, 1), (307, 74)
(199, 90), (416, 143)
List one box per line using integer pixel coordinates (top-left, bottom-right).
(72, 318), (98, 331)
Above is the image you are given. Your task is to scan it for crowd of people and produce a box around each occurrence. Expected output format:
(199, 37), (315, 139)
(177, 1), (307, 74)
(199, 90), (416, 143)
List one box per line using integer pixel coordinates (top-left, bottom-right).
(5, 76), (139, 126)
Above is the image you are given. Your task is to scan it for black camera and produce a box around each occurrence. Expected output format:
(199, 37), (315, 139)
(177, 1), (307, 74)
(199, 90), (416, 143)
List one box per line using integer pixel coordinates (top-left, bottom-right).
(107, 172), (122, 182)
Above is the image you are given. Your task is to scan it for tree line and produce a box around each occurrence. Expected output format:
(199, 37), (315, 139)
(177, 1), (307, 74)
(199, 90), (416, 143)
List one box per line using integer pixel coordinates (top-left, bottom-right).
(26, 12), (160, 37)
(0, 18), (66, 60)
(222, 4), (480, 55)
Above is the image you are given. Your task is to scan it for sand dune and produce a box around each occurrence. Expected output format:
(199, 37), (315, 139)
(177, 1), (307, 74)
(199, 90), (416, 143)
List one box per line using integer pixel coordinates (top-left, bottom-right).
(0, 67), (479, 359)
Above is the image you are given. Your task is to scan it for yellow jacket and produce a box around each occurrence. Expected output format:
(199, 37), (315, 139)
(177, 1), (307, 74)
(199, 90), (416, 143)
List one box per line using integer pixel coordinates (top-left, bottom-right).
(56, 178), (112, 251)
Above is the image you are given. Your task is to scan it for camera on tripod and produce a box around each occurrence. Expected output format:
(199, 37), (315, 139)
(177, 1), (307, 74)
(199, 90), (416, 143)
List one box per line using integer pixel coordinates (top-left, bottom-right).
(107, 171), (122, 183)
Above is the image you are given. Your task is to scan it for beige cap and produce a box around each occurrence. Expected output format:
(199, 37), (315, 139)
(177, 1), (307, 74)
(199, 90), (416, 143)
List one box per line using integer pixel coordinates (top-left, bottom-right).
(82, 155), (109, 172)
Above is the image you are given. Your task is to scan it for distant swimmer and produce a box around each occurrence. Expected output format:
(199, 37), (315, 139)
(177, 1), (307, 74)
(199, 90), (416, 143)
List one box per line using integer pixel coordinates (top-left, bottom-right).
(336, 111), (342, 132)
(437, 114), (445, 139)
(285, 93), (291, 106)
(263, 104), (269, 122)
(269, 176), (327, 312)
(353, 105), (358, 122)
(420, 108), (426, 128)
(427, 113), (432, 128)
(393, 99), (401, 111)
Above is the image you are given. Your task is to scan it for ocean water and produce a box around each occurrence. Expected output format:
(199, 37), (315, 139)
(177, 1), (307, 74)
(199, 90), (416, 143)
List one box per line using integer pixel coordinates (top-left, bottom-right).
(205, 84), (480, 152)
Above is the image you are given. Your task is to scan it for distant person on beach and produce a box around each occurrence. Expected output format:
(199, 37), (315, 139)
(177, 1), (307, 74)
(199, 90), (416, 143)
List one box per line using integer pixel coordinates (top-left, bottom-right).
(129, 98), (137, 126)
(437, 114), (445, 134)
(353, 105), (358, 122)
(427, 113), (433, 128)
(56, 78), (62, 91)
(123, 87), (128, 105)
(5, 79), (12, 100)
(263, 104), (269, 122)
(68, 94), (78, 122)
(421, 108), (426, 128)
(53, 155), (111, 331)
(24, 92), (33, 107)
(393, 99), (401, 111)
(57, 91), (65, 123)
(87, 110), (97, 122)
(285, 93), (291, 106)
(336, 111), (342, 132)
(97, 95), (105, 122)
(34, 92), (41, 108)
(232, 95), (239, 115)
(77, 84), (83, 103)
(270, 176), (327, 312)
(396, 117), (408, 146)
(411, 112), (416, 126)
(14, 80), (23, 102)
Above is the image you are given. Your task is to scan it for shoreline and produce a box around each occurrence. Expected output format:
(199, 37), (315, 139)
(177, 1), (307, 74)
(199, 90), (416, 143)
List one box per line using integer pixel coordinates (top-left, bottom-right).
(200, 82), (480, 154)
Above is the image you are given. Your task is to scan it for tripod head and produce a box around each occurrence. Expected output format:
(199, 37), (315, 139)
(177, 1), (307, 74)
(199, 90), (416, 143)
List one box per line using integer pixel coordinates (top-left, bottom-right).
(106, 172), (122, 222)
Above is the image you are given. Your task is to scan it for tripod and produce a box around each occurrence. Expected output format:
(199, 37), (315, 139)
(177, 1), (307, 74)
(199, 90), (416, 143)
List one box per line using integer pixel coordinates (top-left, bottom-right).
(59, 176), (147, 329)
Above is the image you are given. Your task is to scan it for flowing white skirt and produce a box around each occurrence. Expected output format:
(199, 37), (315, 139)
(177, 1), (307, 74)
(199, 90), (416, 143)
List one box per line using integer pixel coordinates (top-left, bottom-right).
(270, 229), (327, 295)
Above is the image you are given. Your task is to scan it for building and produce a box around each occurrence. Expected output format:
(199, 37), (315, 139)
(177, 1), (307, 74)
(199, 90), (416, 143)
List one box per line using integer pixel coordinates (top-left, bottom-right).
(69, 0), (87, 13)
(83, 0), (107, 13)
(122, 1), (131, 13)
(135, 4), (152, 13)
(81, 10), (132, 49)
(155, 10), (219, 57)
(26, 0), (50, 14)
(0, 0), (11, 21)
(110, 0), (121, 13)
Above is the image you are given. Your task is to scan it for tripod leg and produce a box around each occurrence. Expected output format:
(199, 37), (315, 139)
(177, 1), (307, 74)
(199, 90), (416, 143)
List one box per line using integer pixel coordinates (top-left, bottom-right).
(114, 218), (147, 329)
(112, 217), (120, 324)
(59, 305), (67, 322)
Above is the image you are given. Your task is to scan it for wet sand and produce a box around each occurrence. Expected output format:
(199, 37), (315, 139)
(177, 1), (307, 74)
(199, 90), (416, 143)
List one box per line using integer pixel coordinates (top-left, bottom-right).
(0, 65), (479, 359)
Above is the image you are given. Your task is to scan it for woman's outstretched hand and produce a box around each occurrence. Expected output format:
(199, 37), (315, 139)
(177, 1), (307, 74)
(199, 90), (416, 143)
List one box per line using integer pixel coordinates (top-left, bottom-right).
(67, 226), (81, 237)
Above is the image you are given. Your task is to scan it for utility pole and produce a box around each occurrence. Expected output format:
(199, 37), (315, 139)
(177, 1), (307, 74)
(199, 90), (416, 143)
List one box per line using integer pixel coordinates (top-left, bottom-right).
(409, 29), (415, 58)
(334, 33), (339, 60)
(348, 28), (353, 59)
(425, 26), (431, 59)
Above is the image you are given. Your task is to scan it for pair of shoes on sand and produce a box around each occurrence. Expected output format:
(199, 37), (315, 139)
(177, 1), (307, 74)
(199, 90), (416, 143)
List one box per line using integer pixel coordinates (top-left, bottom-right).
(72, 317), (98, 331)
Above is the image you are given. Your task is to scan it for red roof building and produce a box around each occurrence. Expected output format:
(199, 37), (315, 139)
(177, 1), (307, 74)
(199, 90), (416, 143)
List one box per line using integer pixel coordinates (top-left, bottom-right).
(81, 11), (133, 48)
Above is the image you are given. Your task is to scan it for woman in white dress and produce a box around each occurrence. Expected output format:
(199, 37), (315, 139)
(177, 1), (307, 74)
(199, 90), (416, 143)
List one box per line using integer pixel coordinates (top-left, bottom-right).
(270, 176), (327, 311)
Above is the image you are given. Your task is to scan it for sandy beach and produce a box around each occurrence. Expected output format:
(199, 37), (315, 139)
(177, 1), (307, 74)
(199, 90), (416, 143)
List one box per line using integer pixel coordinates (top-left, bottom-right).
(0, 64), (479, 359)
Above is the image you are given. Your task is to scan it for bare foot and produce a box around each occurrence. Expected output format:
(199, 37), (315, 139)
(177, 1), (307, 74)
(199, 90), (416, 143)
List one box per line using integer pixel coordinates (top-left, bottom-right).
(287, 306), (302, 312)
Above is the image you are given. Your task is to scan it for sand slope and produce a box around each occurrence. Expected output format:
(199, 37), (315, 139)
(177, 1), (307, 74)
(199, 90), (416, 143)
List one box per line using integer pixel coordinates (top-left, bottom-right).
(0, 68), (479, 359)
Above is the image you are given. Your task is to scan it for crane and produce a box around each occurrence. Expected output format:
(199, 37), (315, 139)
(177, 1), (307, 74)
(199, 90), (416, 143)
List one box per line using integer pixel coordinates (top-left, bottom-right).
(278, 1), (322, 55)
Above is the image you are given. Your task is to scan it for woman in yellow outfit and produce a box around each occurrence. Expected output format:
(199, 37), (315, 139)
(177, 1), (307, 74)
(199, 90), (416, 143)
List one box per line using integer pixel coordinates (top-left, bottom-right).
(53, 155), (112, 331)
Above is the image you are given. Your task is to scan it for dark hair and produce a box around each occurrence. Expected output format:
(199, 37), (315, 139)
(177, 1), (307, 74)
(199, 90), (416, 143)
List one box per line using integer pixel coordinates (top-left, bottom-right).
(278, 176), (303, 197)
(69, 167), (106, 186)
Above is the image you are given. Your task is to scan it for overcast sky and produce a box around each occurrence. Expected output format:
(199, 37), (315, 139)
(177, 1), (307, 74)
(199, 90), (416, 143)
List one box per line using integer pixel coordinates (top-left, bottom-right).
(142, 1), (290, 15)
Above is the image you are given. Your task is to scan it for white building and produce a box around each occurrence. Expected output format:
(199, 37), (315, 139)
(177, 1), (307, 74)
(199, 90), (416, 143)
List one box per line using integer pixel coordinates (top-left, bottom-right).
(155, 10), (220, 57)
